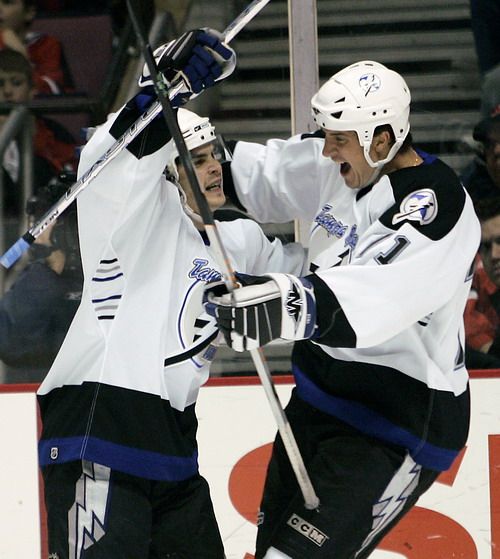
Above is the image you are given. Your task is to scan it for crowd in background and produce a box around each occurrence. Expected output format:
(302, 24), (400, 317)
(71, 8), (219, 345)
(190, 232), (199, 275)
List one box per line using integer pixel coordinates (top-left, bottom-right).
(461, 0), (500, 367)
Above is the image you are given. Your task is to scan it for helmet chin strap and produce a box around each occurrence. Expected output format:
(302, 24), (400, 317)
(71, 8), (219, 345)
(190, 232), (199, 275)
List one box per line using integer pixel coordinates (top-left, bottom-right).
(170, 168), (224, 227)
(362, 139), (403, 185)
(183, 202), (205, 226)
(176, 181), (204, 225)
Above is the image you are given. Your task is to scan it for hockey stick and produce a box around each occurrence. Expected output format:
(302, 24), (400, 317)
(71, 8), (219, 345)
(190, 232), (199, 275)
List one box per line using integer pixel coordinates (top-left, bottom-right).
(0, 0), (271, 270)
(0, 99), (162, 269)
(126, 0), (320, 510)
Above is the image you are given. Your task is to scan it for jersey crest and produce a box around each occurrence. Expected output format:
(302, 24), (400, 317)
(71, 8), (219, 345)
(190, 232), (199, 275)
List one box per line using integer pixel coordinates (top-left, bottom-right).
(314, 204), (349, 238)
(392, 189), (438, 226)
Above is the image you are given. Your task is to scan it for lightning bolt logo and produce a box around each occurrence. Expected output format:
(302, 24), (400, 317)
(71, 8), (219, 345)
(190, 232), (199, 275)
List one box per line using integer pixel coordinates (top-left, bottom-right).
(392, 189), (438, 226)
(359, 72), (381, 96)
(359, 455), (421, 554)
(68, 461), (111, 558)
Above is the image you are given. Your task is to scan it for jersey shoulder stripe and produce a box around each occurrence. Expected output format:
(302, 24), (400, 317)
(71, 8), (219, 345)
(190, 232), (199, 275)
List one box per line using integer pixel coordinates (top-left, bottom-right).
(379, 157), (466, 241)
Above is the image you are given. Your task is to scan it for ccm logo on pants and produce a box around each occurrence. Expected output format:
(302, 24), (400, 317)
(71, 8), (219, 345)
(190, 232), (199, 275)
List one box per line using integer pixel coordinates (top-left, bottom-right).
(286, 513), (329, 547)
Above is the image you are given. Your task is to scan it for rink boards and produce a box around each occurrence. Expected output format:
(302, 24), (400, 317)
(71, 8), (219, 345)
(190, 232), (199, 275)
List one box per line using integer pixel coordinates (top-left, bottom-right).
(0, 372), (499, 559)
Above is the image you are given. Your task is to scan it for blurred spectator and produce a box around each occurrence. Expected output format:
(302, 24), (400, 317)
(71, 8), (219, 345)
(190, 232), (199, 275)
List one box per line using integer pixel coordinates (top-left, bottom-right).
(0, 0), (74, 95)
(460, 112), (500, 203)
(111, 0), (154, 38)
(0, 171), (82, 383)
(36, 0), (110, 15)
(464, 196), (500, 368)
(479, 65), (500, 120)
(0, 48), (78, 216)
(35, 0), (150, 40)
(469, 0), (500, 118)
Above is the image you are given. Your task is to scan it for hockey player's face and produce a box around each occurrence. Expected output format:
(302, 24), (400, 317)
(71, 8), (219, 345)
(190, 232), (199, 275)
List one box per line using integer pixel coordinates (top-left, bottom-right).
(322, 130), (374, 189)
(480, 214), (500, 286)
(178, 143), (225, 212)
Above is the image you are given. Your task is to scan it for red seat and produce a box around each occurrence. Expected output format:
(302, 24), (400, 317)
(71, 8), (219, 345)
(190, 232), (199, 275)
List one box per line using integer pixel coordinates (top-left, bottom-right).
(32, 14), (113, 97)
(31, 14), (114, 140)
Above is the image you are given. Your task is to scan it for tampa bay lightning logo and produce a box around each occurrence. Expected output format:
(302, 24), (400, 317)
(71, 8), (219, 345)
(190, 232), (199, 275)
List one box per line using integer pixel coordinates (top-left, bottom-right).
(392, 189), (438, 226)
(359, 73), (381, 96)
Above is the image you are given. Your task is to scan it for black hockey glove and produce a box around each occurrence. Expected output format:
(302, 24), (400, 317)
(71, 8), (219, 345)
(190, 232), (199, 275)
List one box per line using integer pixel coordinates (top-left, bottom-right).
(138, 28), (236, 106)
(204, 273), (317, 352)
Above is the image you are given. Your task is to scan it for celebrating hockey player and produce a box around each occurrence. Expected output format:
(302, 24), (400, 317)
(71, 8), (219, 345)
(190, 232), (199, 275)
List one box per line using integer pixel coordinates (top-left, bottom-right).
(36, 30), (306, 559)
(198, 57), (480, 558)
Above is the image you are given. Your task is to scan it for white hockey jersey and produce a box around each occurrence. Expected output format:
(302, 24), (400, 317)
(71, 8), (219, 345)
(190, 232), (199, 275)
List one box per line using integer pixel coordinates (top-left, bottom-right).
(226, 131), (480, 471)
(37, 102), (305, 481)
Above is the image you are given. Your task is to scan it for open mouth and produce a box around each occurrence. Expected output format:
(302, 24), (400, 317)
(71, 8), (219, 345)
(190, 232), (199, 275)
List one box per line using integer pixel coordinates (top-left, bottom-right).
(205, 182), (221, 192)
(340, 162), (351, 176)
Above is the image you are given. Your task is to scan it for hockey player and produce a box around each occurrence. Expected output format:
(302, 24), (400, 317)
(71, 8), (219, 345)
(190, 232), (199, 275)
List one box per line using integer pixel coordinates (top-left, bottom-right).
(37, 31), (306, 559)
(201, 59), (481, 558)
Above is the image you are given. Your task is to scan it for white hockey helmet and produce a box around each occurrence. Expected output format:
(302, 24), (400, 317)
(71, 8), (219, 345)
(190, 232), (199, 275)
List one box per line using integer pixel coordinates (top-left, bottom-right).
(311, 60), (411, 168)
(166, 108), (217, 180)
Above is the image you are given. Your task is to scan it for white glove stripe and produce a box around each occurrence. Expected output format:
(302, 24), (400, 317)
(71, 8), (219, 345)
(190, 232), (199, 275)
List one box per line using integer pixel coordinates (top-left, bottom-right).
(263, 302), (273, 341)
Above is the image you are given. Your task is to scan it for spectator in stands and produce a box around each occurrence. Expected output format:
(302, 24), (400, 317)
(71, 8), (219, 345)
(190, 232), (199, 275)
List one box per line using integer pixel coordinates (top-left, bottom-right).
(0, 172), (83, 383)
(36, 0), (110, 15)
(0, 0), (74, 95)
(35, 0), (147, 41)
(461, 111), (500, 203)
(464, 196), (500, 368)
(469, 0), (500, 118)
(0, 48), (77, 216)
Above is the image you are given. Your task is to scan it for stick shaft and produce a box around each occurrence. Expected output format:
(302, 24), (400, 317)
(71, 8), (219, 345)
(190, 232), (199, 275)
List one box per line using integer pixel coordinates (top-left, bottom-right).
(127, 0), (319, 509)
(223, 0), (271, 42)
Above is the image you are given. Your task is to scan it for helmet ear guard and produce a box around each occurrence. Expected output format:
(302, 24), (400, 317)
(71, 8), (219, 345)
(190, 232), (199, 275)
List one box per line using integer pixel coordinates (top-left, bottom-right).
(311, 60), (411, 168)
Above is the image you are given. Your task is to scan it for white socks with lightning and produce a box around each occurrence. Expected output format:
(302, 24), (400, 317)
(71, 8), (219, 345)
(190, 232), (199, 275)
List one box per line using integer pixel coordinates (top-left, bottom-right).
(263, 547), (292, 559)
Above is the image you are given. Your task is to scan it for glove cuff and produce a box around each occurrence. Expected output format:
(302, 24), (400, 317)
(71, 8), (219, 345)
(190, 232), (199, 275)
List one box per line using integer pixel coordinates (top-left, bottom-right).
(265, 273), (317, 341)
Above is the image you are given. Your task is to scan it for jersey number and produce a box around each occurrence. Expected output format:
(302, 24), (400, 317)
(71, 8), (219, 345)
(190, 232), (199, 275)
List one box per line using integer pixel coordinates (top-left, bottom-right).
(375, 235), (410, 265)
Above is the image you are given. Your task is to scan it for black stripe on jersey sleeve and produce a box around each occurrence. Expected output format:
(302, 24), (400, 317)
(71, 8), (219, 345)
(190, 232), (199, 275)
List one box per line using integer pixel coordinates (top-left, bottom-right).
(379, 159), (465, 241)
(300, 129), (325, 141)
(221, 161), (248, 212)
(109, 91), (173, 158)
(307, 272), (357, 347)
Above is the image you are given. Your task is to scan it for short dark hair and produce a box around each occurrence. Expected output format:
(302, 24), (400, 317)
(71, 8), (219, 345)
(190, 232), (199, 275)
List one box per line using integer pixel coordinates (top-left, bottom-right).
(0, 48), (33, 86)
(474, 197), (500, 222)
(473, 114), (500, 147)
(374, 124), (413, 154)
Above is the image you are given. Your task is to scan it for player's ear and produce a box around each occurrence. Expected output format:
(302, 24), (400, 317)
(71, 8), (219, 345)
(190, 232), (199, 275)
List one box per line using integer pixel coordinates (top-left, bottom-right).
(372, 129), (392, 158)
